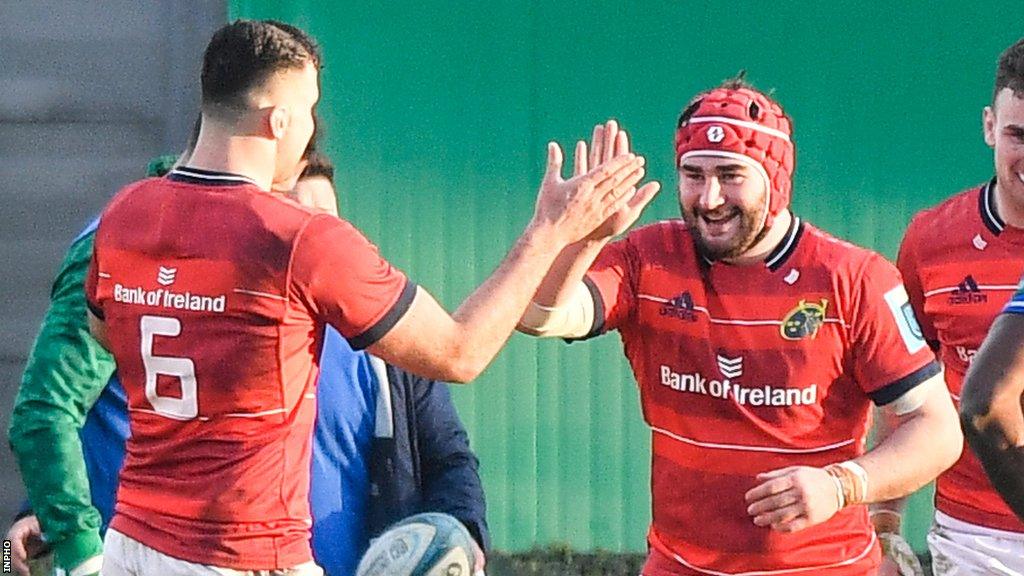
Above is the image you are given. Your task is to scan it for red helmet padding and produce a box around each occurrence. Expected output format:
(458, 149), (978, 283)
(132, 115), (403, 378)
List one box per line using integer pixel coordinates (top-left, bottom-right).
(674, 87), (795, 225)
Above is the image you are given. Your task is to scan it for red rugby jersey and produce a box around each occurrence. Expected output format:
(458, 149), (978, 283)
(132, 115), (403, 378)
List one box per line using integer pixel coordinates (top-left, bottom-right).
(85, 167), (414, 569)
(583, 217), (939, 575)
(897, 180), (1024, 533)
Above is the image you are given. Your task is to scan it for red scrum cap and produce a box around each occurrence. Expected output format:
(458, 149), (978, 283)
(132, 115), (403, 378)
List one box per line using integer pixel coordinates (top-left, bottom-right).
(674, 85), (795, 228)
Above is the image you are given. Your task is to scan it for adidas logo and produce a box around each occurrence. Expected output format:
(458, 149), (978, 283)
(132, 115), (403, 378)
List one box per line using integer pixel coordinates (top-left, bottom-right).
(157, 266), (177, 286)
(659, 291), (697, 322)
(716, 354), (743, 379)
(949, 275), (986, 305)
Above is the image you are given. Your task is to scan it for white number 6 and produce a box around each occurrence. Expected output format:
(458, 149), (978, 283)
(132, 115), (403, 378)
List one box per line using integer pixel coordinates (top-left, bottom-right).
(140, 315), (198, 419)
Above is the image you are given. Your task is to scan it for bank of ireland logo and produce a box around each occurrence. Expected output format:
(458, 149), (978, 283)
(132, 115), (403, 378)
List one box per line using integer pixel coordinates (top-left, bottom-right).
(781, 299), (828, 340)
(707, 125), (725, 143)
(716, 353), (743, 379)
(157, 266), (177, 286)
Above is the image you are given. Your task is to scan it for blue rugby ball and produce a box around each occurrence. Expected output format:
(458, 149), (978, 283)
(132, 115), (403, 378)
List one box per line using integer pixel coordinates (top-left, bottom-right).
(356, 512), (476, 576)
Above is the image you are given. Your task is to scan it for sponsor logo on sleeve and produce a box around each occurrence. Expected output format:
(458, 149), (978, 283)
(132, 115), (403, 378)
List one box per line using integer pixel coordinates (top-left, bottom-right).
(884, 285), (926, 354)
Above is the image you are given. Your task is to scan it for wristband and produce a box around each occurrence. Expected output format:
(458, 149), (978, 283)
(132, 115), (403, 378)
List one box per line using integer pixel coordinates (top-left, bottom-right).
(824, 461), (867, 508)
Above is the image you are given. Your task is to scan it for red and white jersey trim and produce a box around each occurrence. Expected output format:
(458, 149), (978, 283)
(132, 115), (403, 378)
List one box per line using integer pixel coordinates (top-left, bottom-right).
(649, 529), (876, 576)
(651, 425), (856, 455)
(922, 284), (1018, 297)
(636, 294), (848, 329)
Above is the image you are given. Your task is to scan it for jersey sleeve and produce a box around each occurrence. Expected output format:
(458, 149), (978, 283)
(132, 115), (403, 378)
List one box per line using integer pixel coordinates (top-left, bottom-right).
(577, 236), (639, 339)
(847, 253), (941, 406)
(84, 228), (104, 320)
(8, 229), (113, 571)
(895, 215), (939, 349)
(290, 215), (416, 350)
(1002, 273), (1024, 315)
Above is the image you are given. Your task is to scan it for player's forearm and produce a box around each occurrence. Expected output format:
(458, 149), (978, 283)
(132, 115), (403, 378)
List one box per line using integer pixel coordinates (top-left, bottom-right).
(960, 382), (1024, 521)
(531, 239), (608, 308)
(854, 400), (962, 502)
(959, 312), (1024, 520)
(867, 407), (911, 522)
(444, 223), (565, 380)
(962, 417), (1024, 521)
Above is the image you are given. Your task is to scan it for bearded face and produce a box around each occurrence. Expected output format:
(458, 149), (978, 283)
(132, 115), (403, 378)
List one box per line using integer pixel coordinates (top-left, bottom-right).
(678, 156), (770, 261)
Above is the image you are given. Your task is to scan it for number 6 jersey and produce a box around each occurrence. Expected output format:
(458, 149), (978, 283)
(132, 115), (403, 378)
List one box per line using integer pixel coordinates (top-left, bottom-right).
(85, 167), (415, 569)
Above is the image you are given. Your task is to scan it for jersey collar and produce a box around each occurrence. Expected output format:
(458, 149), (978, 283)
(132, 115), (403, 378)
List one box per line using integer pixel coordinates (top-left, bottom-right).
(167, 166), (260, 187)
(978, 178), (1004, 235)
(698, 215), (804, 271)
(764, 215), (804, 271)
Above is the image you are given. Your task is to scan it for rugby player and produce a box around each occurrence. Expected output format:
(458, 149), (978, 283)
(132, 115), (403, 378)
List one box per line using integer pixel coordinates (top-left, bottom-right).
(80, 19), (653, 575)
(518, 80), (962, 575)
(940, 37), (1024, 573)
(7, 154), (490, 576)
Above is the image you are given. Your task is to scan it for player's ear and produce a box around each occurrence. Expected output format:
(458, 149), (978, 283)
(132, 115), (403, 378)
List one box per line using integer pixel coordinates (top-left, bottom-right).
(269, 106), (291, 141)
(982, 106), (996, 148)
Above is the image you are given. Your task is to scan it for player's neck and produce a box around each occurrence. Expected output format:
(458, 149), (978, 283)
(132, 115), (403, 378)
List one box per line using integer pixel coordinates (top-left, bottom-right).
(993, 180), (1024, 229)
(725, 209), (794, 266)
(187, 132), (275, 191)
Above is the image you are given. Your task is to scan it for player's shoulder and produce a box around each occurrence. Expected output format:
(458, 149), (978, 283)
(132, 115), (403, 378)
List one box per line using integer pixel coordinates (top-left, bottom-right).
(905, 183), (986, 244)
(800, 222), (895, 282)
(623, 219), (692, 253)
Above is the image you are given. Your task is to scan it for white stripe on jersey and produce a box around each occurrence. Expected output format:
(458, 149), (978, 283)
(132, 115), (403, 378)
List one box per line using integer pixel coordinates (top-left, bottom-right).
(637, 294), (847, 328)
(651, 425), (855, 454)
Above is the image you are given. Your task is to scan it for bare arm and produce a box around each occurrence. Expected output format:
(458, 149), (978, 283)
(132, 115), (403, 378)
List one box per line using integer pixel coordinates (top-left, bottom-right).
(960, 312), (1024, 521)
(369, 141), (651, 382)
(854, 373), (962, 502)
(518, 121), (660, 335)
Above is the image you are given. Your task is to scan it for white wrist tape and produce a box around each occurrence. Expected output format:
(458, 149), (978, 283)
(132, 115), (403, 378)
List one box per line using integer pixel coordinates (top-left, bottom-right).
(520, 281), (595, 338)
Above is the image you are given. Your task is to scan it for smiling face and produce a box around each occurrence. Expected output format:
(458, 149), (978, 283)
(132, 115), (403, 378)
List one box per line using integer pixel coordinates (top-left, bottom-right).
(985, 88), (1024, 212)
(678, 155), (770, 260)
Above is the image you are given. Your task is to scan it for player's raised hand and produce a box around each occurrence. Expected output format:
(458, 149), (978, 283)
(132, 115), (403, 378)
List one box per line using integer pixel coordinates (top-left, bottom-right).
(531, 134), (646, 246)
(744, 466), (843, 532)
(571, 120), (661, 242)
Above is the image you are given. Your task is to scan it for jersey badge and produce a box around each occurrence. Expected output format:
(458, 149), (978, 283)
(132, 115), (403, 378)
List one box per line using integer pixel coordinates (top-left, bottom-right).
(972, 233), (988, 251)
(780, 299), (828, 340)
(783, 269), (800, 285)
(883, 285), (927, 354)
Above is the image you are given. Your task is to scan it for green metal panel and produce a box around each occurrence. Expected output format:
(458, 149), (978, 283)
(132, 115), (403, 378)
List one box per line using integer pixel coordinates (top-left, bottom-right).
(231, 0), (1020, 553)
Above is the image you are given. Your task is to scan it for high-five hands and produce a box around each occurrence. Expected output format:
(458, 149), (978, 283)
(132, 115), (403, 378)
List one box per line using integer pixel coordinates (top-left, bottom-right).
(531, 119), (660, 246)
(573, 120), (661, 242)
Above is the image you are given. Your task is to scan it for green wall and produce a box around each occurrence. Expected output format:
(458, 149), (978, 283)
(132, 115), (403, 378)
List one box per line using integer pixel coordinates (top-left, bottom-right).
(232, 0), (1021, 553)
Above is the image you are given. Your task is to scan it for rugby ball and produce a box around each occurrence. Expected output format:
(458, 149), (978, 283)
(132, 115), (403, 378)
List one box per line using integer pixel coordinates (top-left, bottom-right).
(356, 512), (476, 576)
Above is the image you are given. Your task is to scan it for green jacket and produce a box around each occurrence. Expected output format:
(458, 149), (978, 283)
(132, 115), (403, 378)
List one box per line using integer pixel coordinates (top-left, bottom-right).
(8, 226), (113, 571)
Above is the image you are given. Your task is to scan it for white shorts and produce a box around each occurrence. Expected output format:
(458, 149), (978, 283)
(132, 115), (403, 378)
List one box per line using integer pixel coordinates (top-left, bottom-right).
(928, 511), (1024, 576)
(101, 528), (324, 576)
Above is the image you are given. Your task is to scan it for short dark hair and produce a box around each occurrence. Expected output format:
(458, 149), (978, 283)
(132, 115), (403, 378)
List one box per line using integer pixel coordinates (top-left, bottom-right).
(995, 38), (1024, 102)
(301, 151), (334, 184)
(200, 20), (320, 113)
